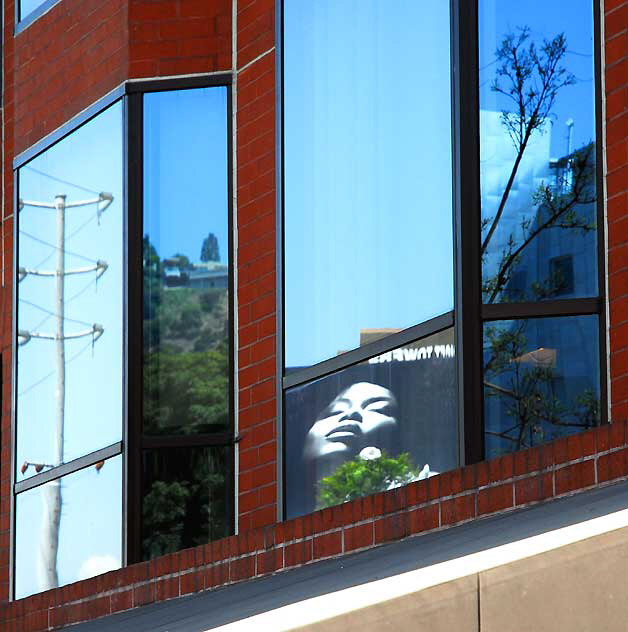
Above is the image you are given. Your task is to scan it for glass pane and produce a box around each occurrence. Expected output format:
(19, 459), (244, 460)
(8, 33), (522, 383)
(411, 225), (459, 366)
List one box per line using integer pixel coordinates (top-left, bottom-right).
(483, 316), (601, 458)
(17, 102), (123, 479)
(285, 328), (458, 519)
(479, 0), (597, 303)
(15, 455), (122, 599)
(284, 1), (454, 369)
(142, 446), (231, 560)
(19, 0), (46, 21)
(143, 87), (230, 435)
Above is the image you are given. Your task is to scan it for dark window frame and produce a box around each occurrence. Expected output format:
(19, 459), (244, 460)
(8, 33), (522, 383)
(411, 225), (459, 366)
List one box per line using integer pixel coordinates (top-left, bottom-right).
(10, 73), (236, 598)
(125, 75), (235, 565)
(277, 0), (607, 520)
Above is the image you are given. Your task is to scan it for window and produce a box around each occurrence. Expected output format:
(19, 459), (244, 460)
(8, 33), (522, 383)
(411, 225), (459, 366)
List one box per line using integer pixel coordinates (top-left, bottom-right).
(13, 77), (234, 598)
(285, 329), (458, 518)
(281, 0), (603, 517)
(15, 101), (124, 599)
(139, 86), (233, 560)
(478, 0), (603, 455)
(282, 0), (458, 518)
(16, 0), (60, 30)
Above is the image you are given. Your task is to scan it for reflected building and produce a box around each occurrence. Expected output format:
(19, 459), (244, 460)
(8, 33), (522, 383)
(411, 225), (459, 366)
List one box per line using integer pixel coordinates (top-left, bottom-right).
(481, 110), (600, 457)
(481, 109), (597, 303)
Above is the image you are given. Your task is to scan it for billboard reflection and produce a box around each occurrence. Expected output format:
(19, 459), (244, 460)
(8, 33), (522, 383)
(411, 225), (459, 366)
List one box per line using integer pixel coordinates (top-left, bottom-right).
(285, 328), (459, 518)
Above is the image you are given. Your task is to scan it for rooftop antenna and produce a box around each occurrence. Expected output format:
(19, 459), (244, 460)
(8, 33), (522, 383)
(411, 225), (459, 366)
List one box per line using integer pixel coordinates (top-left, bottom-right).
(566, 118), (574, 156)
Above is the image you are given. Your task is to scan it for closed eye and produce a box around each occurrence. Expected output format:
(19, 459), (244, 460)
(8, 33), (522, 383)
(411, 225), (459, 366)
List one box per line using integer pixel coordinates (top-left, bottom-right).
(363, 397), (393, 413)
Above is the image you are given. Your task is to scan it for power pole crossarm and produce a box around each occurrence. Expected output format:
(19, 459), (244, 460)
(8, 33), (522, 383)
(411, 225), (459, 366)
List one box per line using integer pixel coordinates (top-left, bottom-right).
(19, 192), (113, 211)
(18, 260), (108, 281)
(18, 323), (104, 344)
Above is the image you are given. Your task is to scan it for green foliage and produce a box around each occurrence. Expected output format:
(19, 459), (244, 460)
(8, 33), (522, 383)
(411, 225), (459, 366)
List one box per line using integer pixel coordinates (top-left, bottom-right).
(143, 236), (163, 322)
(201, 233), (220, 262)
(199, 289), (223, 313)
(170, 253), (191, 270)
(317, 452), (418, 509)
(142, 451), (229, 560)
(144, 345), (229, 434)
(142, 480), (190, 559)
(143, 246), (228, 355)
(141, 237), (231, 557)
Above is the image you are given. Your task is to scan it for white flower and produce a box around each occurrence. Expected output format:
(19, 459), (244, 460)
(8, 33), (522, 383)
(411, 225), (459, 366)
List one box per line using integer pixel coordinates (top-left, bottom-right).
(417, 464), (439, 480)
(359, 446), (382, 461)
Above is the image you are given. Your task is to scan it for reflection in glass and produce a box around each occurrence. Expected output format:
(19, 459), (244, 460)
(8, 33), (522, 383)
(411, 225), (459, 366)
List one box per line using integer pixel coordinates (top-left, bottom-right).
(284, 1), (454, 369)
(15, 455), (122, 599)
(483, 316), (600, 458)
(142, 447), (230, 560)
(17, 102), (123, 478)
(19, 0), (48, 21)
(479, 0), (597, 303)
(143, 87), (230, 435)
(285, 328), (458, 519)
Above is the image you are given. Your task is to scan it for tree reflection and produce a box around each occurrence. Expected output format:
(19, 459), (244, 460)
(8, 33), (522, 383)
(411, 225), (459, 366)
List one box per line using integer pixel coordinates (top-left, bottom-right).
(481, 27), (600, 457)
(143, 237), (229, 435)
(142, 448), (228, 560)
(481, 27), (596, 303)
(141, 235), (230, 559)
(484, 320), (600, 456)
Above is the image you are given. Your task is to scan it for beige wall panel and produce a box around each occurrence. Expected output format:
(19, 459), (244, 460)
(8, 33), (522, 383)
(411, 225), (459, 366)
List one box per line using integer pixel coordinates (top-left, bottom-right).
(480, 526), (628, 632)
(294, 574), (479, 632)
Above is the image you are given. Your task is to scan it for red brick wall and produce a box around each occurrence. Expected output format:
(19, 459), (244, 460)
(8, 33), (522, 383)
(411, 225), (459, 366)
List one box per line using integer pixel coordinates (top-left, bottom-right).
(1, 1), (16, 608)
(12, 0), (129, 156)
(606, 1), (628, 420)
(2, 423), (628, 630)
(236, 0), (278, 532)
(128, 0), (231, 78)
(10, 0), (232, 155)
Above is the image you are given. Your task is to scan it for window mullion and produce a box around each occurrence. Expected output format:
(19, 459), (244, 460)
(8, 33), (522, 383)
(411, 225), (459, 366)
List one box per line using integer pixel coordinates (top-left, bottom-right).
(452, 0), (484, 466)
(125, 90), (144, 566)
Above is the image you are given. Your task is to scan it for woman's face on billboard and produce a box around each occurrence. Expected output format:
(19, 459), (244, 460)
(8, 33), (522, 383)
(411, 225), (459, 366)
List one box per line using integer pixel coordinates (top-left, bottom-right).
(303, 382), (399, 461)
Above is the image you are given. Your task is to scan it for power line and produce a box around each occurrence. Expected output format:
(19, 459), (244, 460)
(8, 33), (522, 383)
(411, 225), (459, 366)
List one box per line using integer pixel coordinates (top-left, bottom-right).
(20, 261), (104, 357)
(66, 275), (101, 304)
(19, 229), (98, 264)
(18, 339), (94, 397)
(22, 166), (100, 196)
(19, 298), (93, 327)
(32, 212), (98, 271)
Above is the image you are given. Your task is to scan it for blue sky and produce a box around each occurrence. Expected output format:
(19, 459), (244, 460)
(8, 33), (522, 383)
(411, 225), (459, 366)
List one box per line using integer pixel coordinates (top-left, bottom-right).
(480, 0), (596, 157)
(17, 101), (124, 597)
(18, 101), (124, 474)
(284, 0), (454, 369)
(284, 0), (596, 369)
(19, 0), (44, 19)
(144, 87), (229, 266)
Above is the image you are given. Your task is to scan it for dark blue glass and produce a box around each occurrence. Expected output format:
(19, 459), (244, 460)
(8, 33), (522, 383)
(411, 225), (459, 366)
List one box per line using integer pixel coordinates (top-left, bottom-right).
(484, 316), (601, 458)
(479, 0), (597, 303)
